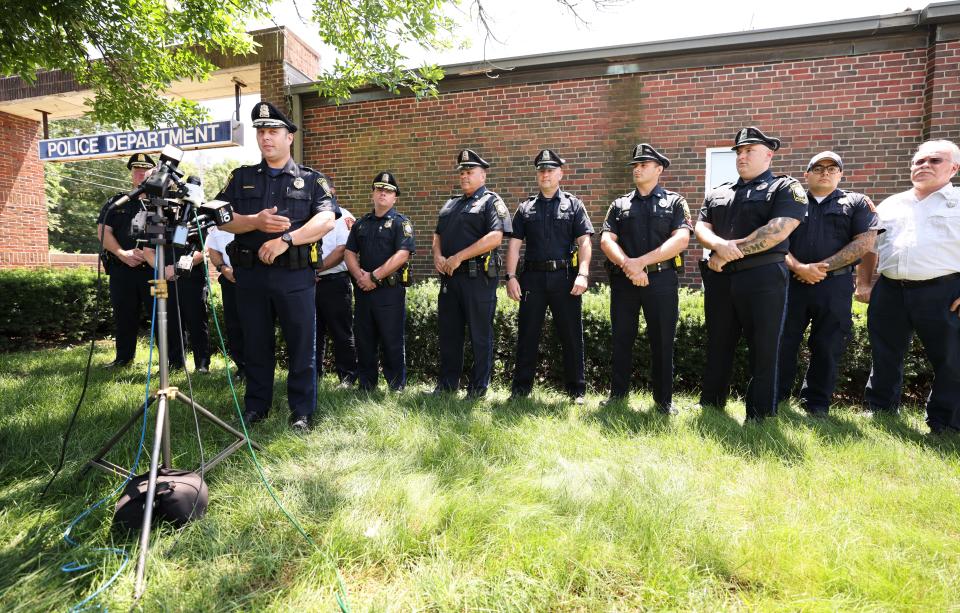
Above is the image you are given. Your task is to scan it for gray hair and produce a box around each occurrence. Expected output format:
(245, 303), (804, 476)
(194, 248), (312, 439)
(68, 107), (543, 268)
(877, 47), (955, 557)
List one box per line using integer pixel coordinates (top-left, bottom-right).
(916, 139), (960, 164)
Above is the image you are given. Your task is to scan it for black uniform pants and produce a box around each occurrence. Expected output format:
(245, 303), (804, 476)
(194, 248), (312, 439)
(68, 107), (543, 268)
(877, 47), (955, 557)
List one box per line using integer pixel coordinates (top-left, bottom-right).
(511, 269), (585, 397)
(236, 265), (317, 419)
(865, 275), (960, 431)
(108, 264), (153, 362)
(354, 285), (406, 391)
(701, 262), (789, 419)
(437, 273), (498, 395)
(218, 275), (245, 373)
(167, 274), (211, 369)
(777, 273), (853, 412)
(609, 270), (679, 406)
(315, 272), (357, 383)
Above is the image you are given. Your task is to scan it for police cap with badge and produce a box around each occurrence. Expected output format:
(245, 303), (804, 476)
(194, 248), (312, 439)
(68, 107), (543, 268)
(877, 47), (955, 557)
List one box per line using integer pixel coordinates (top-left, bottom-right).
(627, 143), (671, 168)
(731, 126), (781, 151)
(534, 149), (565, 169)
(456, 149), (490, 170)
(251, 100), (298, 133)
(372, 171), (400, 195)
(126, 152), (156, 170)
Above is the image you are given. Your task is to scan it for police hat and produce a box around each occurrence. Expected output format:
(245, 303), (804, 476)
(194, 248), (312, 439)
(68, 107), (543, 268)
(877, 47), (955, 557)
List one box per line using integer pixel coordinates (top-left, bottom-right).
(627, 143), (671, 168)
(732, 126), (781, 151)
(456, 149), (490, 170)
(251, 101), (298, 133)
(534, 149), (565, 169)
(126, 152), (156, 170)
(372, 171), (400, 195)
(807, 151), (843, 171)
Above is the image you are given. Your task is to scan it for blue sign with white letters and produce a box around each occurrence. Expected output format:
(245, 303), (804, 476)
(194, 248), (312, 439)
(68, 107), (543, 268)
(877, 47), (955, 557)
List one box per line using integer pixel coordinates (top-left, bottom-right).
(38, 120), (243, 162)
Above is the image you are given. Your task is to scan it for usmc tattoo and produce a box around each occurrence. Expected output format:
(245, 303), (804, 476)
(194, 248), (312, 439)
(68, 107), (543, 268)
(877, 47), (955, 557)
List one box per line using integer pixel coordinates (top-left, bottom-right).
(738, 217), (793, 255)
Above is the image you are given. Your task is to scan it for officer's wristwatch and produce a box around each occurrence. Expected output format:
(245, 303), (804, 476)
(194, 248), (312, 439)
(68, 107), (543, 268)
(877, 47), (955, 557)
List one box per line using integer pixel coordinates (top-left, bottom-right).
(281, 232), (294, 246)
(504, 273), (517, 281)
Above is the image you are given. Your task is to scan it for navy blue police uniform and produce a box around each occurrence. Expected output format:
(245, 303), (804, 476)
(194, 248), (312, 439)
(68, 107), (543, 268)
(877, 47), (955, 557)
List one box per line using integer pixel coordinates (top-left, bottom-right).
(698, 128), (808, 420)
(777, 185), (876, 415)
(162, 245), (211, 371)
(215, 103), (340, 422)
(345, 178), (415, 391)
(98, 180), (154, 366)
(510, 150), (594, 399)
(603, 173), (691, 410)
(435, 149), (512, 397)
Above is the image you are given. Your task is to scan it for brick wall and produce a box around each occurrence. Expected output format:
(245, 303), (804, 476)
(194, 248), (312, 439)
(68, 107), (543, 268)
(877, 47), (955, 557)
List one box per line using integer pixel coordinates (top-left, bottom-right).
(302, 44), (947, 285)
(0, 111), (47, 268)
(924, 38), (960, 140)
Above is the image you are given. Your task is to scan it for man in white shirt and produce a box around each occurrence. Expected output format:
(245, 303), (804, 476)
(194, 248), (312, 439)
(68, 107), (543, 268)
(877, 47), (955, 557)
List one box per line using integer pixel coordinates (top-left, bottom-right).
(860, 139), (960, 435)
(206, 227), (244, 380)
(315, 207), (358, 387)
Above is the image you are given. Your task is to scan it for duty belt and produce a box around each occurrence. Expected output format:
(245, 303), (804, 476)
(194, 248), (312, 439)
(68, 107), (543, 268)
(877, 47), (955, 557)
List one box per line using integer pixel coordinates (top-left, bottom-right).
(317, 271), (350, 281)
(826, 265), (854, 277)
(714, 252), (785, 273)
(607, 258), (677, 275)
(884, 272), (960, 288)
(524, 259), (570, 272)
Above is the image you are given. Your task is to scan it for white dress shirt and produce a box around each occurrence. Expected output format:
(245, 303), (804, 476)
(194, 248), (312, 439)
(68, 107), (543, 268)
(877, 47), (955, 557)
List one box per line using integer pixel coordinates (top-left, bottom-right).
(205, 227), (235, 268)
(317, 207), (354, 276)
(875, 183), (960, 281)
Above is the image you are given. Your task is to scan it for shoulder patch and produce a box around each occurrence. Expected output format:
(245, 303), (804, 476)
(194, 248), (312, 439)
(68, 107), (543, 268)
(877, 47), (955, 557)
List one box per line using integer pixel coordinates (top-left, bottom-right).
(495, 198), (508, 219)
(402, 220), (413, 237)
(680, 198), (691, 223)
(318, 177), (330, 193)
(790, 182), (807, 204)
(863, 195), (876, 211)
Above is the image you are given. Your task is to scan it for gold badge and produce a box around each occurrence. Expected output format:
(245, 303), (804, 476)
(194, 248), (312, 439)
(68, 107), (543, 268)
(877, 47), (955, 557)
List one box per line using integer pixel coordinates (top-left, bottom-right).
(293, 177), (304, 189)
(259, 104), (270, 118)
(790, 182), (807, 204)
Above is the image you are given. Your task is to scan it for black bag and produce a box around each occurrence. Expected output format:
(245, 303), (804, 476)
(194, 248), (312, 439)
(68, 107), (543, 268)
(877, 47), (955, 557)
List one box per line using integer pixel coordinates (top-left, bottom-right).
(113, 468), (208, 532)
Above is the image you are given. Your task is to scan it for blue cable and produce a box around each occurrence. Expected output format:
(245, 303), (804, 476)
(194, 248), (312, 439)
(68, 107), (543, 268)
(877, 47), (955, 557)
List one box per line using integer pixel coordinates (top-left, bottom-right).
(61, 250), (160, 611)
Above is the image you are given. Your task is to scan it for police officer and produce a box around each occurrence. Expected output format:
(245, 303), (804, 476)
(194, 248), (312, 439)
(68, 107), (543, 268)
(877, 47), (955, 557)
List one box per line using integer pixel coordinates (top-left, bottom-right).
(207, 227), (245, 380)
(96, 153), (155, 368)
(217, 101), (340, 431)
(860, 139), (960, 435)
(432, 149), (512, 398)
(316, 206), (358, 388)
(695, 127), (808, 423)
(344, 172), (415, 391)
(600, 144), (691, 413)
(505, 149), (593, 404)
(777, 152), (877, 416)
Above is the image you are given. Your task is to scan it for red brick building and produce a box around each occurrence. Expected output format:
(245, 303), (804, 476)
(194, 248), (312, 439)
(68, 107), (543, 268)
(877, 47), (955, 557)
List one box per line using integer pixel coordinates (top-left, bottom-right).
(293, 3), (960, 285)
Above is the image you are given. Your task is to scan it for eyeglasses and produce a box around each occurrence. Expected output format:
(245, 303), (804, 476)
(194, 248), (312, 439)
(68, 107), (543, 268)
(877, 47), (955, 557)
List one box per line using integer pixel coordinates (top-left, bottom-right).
(809, 166), (841, 175)
(911, 156), (947, 167)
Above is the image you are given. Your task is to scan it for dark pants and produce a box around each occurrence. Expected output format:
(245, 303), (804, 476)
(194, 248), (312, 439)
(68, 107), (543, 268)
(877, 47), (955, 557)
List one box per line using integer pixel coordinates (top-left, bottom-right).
(777, 273), (853, 413)
(609, 270), (679, 407)
(354, 285), (406, 391)
(167, 273), (210, 369)
(511, 269), (585, 397)
(236, 265), (317, 419)
(218, 275), (245, 373)
(865, 275), (960, 431)
(315, 272), (357, 383)
(437, 273), (498, 395)
(701, 262), (789, 419)
(108, 264), (153, 362)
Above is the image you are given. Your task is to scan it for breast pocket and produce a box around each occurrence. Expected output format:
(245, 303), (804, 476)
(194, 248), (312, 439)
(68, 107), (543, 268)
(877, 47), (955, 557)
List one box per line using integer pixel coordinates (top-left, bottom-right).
(928, 208), (960, 242)
(650, 209), (674, 235)
(823, 211), (853, 241)
(284, 189), (311, 221)
(235, 185), (264, 215)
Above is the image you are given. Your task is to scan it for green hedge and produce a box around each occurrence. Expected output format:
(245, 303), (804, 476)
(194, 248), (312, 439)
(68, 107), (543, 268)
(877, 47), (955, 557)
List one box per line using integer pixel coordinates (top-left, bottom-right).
(0, 269), (932, 404)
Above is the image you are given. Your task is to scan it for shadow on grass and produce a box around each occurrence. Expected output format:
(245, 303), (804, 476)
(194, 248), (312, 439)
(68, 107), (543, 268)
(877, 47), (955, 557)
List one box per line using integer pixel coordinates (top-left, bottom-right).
(775, 401), (867, 444)
(583, 398), (672, 435)
(690, 405), (807, 464)
(868, 410), (960, 458)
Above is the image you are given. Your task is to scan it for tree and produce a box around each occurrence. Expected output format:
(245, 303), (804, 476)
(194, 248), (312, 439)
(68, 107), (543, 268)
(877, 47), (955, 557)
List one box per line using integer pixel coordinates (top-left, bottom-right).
(1, 0), (624, 128)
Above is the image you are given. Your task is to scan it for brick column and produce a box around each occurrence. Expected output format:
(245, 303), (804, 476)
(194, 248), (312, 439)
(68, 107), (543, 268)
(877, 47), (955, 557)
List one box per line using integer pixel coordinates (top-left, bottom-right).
(0, 111), (48, 268)
(923, 26), (960, 141)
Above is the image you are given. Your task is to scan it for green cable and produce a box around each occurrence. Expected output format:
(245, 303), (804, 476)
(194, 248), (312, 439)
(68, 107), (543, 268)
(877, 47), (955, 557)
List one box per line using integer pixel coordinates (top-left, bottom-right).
(195, 216), (352, 612)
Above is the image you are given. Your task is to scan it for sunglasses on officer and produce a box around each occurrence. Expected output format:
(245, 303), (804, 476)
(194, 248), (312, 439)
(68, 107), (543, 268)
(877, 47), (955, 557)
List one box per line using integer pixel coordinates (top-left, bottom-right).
(911, 156), (948, 167)
(808, 165), (841, 175)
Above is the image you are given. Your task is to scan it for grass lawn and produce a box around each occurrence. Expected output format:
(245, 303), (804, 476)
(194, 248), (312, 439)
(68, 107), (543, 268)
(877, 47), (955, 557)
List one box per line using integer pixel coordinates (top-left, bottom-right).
(1, 341), (958, 611)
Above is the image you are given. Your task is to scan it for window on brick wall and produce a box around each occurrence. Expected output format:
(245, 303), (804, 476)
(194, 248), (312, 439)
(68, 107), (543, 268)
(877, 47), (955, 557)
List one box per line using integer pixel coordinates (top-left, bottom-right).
(705, 147), (738, 190)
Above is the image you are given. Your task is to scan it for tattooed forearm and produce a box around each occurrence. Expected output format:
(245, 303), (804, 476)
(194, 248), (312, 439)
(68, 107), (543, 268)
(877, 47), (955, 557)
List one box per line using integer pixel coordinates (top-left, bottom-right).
(823, 231), (877, 270)
(736, 217), (799, 255)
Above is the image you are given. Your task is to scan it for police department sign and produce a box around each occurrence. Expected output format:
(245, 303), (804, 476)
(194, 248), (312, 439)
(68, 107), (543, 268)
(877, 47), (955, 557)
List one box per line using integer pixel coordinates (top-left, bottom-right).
(39, 120), (243, 162)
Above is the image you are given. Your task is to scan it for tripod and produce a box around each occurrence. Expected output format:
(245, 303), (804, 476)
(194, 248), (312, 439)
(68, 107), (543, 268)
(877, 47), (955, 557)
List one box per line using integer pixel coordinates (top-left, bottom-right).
(84, 218), (261, 598)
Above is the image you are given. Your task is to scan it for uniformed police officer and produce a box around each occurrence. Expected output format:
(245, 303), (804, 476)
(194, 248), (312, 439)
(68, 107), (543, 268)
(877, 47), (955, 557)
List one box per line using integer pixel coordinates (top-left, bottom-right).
(344, 172), (416, 391)
(777, 151), (877, 416)
(432, 149), (512, 398)
(600, 144), (692, 413)
(315, 207), (358, 388)
(96, 153), (156, 368)
(207, 227), (245, 380)
(695, 127), (808, 422)
(505, 149), (593, 404)
(216, 101), (340, 431)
